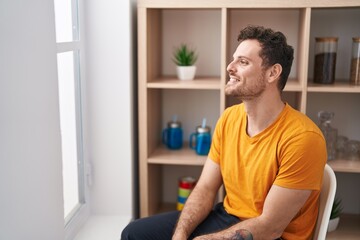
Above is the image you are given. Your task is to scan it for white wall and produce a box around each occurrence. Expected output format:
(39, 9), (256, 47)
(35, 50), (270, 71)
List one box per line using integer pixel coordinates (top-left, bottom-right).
(0, 0), (65, 240)
(0, 0), (135, 239)
(84, 0), (134, 216)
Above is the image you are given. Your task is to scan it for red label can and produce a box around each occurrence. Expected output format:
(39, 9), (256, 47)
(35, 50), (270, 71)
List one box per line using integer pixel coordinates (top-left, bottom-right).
(177, 177), (197, 210)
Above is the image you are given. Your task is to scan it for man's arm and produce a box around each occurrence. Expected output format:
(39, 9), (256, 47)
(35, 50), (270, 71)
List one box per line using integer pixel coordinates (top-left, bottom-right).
(172, 158), (223, 240)
(194, 185), (312, 240)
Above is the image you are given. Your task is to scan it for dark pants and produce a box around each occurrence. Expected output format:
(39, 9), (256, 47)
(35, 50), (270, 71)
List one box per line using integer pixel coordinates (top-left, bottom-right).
(121, 203), (240, 240)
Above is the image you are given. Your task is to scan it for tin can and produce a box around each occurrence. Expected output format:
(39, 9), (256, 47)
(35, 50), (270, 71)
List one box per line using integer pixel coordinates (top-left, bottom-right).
(177, 177), (197, 211)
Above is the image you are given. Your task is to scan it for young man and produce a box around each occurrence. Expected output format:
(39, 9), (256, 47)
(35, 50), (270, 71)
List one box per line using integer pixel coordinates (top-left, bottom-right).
(122, 25), (327, 240)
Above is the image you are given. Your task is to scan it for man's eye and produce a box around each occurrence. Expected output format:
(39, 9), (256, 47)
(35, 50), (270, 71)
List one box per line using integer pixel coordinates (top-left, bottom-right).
(240, 60), (248, 65)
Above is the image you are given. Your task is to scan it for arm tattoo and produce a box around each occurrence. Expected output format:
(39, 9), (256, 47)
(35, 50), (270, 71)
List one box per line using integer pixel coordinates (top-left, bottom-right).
(230, 229), (253, 240)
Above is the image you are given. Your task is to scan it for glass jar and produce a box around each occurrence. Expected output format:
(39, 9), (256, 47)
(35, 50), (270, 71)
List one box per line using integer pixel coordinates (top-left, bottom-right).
(350, 37), (360, 85)
(318, 111), (338, 160)
(345, 140), (360, 161)
(189, 126), (211, 156)
(336, 135), (348, 159)
(314, 37), (338, 84)
(162, 120), (183, 150)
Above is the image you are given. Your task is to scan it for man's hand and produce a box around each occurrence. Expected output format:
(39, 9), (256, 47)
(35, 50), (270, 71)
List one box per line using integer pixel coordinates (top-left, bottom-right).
(193, 185), (311, 240)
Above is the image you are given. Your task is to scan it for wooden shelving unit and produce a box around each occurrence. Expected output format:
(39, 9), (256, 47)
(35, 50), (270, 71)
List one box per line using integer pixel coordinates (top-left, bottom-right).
(137, 0), (360, 238)
(328, 159), (360, 174)
(148, 146), (207, 166)
(147, 77), (221, 90)
(308, 82), (360, 93)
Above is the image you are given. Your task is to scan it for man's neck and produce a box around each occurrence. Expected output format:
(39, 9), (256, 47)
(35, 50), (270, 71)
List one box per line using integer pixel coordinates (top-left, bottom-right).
(244, 95), (285, 137)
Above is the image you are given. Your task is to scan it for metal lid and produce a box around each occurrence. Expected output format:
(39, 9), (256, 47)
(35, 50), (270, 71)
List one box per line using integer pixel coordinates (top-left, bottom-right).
(179, 176), (197, 184)
(168, 121), (181, 128)
(352, 37), (360, 43)
(196, 126), (211, 133)
(315, 37), (338, 42)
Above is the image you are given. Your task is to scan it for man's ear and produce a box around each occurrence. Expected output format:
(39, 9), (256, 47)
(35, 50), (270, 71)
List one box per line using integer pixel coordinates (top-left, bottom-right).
(268, 63), (282, 83)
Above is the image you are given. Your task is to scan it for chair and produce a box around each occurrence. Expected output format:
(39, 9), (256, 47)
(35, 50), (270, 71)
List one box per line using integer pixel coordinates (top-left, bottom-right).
(313, 164), (337, 240)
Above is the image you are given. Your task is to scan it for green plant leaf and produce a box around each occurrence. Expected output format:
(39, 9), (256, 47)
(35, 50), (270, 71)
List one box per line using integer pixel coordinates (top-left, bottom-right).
(172, 44), (198, 66)
(330, 198), (343, 219)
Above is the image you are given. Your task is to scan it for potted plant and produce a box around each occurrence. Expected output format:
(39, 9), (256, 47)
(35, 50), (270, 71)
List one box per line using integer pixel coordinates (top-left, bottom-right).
(328, 198), (343, 232)
(173, 44), (198, 80)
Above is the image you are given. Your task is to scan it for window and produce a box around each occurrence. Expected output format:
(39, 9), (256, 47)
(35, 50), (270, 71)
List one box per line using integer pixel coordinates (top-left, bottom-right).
(54, 0), (79, 42)
(53, 0), (85, 226)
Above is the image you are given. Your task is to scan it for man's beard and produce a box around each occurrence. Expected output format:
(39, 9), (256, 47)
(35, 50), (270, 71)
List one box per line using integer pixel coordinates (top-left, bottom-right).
(225, 72), (266, 101)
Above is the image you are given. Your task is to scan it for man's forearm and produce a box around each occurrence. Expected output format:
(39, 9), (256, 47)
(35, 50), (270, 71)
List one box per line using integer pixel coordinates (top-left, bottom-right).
(172, 186), (217, 239)
(194, 215), (281, 240)
(194, 228), (253, 240)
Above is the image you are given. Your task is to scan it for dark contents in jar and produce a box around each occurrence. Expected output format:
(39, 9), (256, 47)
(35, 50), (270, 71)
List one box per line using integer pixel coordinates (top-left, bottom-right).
(314, 52), (337, 84)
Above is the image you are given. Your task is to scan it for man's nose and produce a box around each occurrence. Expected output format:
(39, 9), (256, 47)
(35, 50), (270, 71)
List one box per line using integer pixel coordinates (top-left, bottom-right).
(227, 61), (235, 73)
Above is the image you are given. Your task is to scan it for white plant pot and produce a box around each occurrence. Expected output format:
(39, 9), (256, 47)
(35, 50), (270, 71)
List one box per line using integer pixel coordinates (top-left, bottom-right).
(176, 66), (196, 80)
(327, 217), (340, 232)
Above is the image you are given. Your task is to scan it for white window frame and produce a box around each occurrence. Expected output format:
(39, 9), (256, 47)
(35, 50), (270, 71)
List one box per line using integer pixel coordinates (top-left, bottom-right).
(54, 0), (89, 238)
(57, 47), (85, 225)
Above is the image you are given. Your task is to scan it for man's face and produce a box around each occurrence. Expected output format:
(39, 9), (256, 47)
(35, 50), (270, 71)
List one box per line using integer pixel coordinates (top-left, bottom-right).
(225, 39), (268, 100)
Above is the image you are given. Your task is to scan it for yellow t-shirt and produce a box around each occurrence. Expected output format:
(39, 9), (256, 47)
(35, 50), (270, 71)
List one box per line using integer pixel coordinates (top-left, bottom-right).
(209, 103), (327, 240)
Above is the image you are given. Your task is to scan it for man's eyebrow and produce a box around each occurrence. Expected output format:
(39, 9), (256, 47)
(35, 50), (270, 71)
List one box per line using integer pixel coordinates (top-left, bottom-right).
(234, 55), (251, 61)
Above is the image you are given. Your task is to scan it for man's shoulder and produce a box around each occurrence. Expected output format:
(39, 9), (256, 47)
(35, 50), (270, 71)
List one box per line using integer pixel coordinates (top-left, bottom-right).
(283, 104), (324, 138)
(220, 103), (246, 124)
(223, 103), (244, 115)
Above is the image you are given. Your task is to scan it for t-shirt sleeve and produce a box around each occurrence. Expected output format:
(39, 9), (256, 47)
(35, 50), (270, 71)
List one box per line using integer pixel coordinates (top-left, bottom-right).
(274, 131), (327, 191)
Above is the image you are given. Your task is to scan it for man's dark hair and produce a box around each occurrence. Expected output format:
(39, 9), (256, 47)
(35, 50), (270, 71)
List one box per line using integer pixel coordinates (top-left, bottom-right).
(237, 25), (294, 91)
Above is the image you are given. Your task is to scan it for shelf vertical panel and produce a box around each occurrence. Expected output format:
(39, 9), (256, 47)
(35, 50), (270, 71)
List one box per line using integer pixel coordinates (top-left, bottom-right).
(218, 7), (229, 202)
(137, 7), (150, 217)
(138, 8), (164, 217)
(220, 8), (229, 114)
(147, 9), (164, 217)
(298, 8), (311, 113)
(147, 89), (163, 213)
(148, 9), (162, 83)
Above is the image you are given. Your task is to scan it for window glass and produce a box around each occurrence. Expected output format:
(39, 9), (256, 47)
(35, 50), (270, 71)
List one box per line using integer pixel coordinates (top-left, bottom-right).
(56, 51), (80, 218)
(54, 0), (84, 226)
(54, 0), (77, 42)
